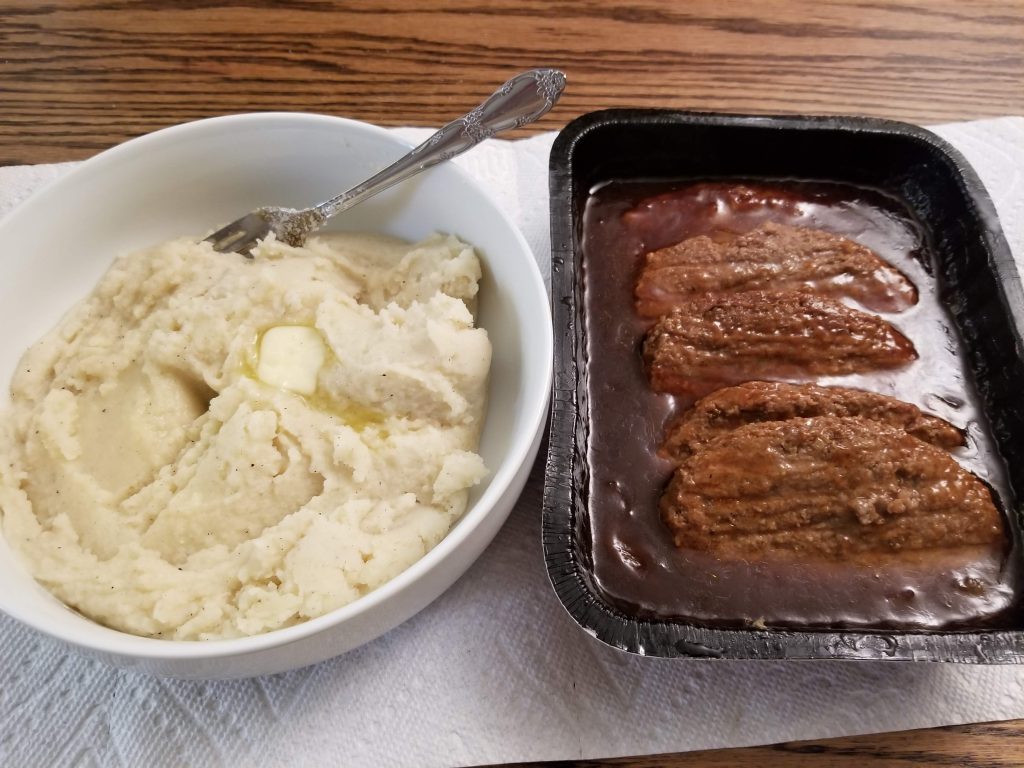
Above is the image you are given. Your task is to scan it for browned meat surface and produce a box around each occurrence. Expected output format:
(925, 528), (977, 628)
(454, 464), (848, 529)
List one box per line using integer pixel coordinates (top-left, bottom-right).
(662, 381), (965, 461)
(660, 416), (1004, 561)
(643, 292), (917, 398)
(635, 222), (918, 316)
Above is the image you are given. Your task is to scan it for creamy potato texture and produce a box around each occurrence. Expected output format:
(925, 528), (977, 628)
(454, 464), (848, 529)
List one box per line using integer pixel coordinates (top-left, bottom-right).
(0, 233), (491, 639)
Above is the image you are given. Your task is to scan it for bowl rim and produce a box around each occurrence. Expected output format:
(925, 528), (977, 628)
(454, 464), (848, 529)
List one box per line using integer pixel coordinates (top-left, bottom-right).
(0, 111), (553, 659)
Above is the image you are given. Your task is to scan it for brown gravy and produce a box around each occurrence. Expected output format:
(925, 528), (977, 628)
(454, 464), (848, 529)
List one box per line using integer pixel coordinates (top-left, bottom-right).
(581, 179), (1019, 629)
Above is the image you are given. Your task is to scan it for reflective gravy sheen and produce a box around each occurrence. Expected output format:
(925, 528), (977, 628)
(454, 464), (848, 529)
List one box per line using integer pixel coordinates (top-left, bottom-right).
(581, 180), (1019, 629)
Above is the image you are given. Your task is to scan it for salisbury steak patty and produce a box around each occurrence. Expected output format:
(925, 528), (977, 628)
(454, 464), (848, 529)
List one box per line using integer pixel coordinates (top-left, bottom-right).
(662, 381), (965, 461)
(635, 222), (919, 317)
(643, 292), (917, 398)
(660, 416), (1004, 561)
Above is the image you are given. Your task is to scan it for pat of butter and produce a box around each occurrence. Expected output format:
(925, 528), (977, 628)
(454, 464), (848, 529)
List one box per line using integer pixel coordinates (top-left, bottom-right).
(256, 326), (326, 395)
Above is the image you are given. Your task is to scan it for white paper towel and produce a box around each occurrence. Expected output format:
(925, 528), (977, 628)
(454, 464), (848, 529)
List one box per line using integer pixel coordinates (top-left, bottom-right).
(0, 118), (1023, 768)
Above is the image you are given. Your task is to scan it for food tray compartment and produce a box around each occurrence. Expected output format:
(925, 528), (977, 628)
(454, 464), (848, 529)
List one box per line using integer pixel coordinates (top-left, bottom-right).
(543, 109), (1024, 661)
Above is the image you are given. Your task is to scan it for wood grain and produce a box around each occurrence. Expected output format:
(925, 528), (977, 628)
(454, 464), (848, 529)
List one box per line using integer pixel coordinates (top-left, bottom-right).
(0, 1), (1022, 164)
(1, 1), (1024, 765)
(495, 720), (1024, 767)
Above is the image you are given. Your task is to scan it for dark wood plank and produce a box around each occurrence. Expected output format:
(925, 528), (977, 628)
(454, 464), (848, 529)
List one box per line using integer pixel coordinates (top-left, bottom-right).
(0, 1), (1022, 163)
(493, 719), (1024, 767)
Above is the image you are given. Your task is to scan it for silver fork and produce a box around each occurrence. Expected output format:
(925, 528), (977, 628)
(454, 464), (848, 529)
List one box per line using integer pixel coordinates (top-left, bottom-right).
(205, 68), (566, 256)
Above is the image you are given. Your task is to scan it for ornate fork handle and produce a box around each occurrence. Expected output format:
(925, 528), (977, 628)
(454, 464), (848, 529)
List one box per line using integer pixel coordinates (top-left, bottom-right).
(315, 69), (566, 221)
(204, 69), (566, 255)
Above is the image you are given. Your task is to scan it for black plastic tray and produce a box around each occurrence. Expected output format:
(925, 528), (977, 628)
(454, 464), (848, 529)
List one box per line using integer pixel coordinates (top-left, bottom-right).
(543, 109), (1024, 662)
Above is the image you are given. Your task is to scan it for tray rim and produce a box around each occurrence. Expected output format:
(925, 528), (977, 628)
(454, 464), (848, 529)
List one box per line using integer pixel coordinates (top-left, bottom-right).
(543, 107), (1024, 662)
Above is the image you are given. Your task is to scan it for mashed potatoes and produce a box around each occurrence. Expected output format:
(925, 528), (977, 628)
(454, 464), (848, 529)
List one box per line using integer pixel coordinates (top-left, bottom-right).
(0, 232), (491, 640)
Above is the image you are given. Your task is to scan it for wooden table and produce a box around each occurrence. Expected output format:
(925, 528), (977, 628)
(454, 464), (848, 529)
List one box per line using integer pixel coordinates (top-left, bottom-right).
(2, 2), (1024, 765)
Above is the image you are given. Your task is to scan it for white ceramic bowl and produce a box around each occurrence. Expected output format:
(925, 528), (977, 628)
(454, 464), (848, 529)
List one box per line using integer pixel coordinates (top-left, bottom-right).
(0, 113), (551, 678)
